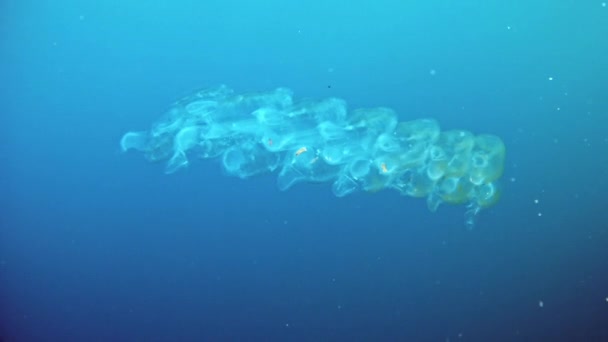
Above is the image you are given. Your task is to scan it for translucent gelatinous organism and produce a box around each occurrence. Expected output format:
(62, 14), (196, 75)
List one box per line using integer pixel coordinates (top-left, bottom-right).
(121, 85), (505, 227)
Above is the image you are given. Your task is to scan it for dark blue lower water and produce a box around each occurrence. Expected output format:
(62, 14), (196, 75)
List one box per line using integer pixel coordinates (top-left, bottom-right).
(2, 0), (607, 341)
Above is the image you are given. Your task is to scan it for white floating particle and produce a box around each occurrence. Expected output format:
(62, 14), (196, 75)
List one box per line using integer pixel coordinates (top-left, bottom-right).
(538, 212), (543, 217)
(548, 77), (554, 81)
(507, 26), (512, 30)
(429, 69), (437, 76)
(534, 199), (539, 204)
(539, 300), (544, 308)
(510, 177), (516, 182)
(602, 2), (607, 8)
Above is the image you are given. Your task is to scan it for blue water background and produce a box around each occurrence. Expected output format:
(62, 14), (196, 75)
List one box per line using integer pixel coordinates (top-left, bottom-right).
(1, 0), (608, 341)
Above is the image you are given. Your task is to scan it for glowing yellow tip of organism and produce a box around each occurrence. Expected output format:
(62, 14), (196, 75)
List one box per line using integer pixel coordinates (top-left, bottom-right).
(381, 162), (388, 173)
(295, 146), (308, 156)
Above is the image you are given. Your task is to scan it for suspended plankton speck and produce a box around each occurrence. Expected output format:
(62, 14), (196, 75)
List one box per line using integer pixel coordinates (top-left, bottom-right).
(548, 77), (554, 81)
(429, 69), (437, 76)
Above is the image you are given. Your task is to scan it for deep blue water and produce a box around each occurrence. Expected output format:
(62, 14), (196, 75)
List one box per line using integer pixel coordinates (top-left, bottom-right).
(2, 0), (608, 341)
